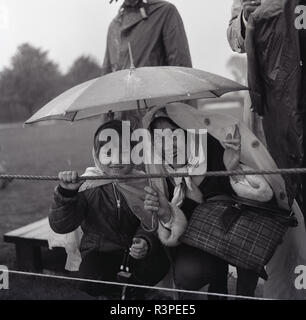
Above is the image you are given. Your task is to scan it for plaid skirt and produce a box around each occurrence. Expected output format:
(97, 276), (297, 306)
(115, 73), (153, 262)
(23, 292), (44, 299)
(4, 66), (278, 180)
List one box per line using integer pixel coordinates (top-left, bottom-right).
(181, 201), (290, 275)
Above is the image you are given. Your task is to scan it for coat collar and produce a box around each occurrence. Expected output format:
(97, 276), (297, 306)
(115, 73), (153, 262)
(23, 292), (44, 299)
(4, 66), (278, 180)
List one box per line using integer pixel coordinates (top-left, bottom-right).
(115, 0), (167, 31)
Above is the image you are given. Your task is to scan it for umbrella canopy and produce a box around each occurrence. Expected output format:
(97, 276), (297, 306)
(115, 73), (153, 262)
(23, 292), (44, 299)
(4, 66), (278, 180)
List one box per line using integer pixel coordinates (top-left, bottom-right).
(25, 66), (247, 125)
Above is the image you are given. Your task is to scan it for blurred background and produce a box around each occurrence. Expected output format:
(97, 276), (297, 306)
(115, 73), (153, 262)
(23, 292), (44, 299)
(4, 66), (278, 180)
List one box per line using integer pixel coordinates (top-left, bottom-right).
(0, 0), (246, 123)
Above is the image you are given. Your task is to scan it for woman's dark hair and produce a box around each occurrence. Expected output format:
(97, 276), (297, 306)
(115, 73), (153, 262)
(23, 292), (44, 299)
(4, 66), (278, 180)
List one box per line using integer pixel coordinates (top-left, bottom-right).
(149, 116), (180, 133)
(94, 120), (136, 156)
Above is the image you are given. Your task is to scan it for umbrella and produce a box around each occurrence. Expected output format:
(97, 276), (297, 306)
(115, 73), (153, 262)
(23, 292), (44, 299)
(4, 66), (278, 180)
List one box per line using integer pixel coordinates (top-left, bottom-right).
(25, 66), (247, 125)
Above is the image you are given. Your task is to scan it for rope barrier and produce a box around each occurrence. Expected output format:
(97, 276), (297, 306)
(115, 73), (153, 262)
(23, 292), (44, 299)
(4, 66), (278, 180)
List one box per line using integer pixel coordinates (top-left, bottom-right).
(0, 268), (273, 301)
(0, 168), (302, 300)
(1, 167), (306, 181)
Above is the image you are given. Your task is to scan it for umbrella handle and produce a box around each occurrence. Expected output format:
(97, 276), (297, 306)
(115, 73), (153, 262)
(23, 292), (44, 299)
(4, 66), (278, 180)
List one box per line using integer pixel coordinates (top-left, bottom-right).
(141, 179), (159, 233)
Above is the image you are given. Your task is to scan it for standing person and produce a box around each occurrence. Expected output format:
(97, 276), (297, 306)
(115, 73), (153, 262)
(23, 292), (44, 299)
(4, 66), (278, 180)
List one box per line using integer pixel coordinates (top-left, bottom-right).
(226, 0), (306, 299)
(102, 0), (194, 127)
(103, 0), (192, 74)
(227, 0), (306, 216)
(227, 0), (266, 145)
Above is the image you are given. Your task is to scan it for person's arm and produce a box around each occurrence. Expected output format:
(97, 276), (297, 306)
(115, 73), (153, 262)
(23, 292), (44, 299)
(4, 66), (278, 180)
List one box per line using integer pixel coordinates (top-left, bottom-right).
(49, 171), (88, 234)
(162, 3), (197, 107)
(157, 203), (188, 247)
(101, 25), (113, 76)
(227, 0), (247, 53)
(162, 3), (192, 67)
(223, 126), (273, 202)
(144, 187), (188, 247)
(101, 47), (112, 76)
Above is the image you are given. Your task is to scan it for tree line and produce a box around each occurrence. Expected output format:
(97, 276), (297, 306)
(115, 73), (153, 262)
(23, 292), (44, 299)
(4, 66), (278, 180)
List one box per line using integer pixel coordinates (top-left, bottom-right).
(0, 43), (102, 123)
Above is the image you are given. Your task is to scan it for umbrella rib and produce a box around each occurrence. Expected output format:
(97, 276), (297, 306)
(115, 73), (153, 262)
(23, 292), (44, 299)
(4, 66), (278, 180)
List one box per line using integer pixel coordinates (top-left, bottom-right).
(160, 68), (192, 98)
(70, 112), (78, 122)
(66, 78), (101, 112)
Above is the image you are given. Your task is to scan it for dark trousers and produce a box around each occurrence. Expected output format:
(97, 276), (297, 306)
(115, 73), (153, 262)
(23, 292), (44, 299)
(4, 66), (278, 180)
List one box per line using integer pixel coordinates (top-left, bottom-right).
(79, 249), (170, 298)
(174, 244), (259, 299)
(302, 112), (306, 221)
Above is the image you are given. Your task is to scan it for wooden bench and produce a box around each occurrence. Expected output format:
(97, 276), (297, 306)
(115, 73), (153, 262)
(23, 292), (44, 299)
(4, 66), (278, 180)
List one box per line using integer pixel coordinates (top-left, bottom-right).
(3, 218), (50, 271)
(3, 219), (260, 298)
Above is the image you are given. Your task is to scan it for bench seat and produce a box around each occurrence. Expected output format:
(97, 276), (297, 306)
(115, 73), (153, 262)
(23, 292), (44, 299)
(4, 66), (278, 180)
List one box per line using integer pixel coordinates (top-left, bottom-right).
(3, 218), (50, 271)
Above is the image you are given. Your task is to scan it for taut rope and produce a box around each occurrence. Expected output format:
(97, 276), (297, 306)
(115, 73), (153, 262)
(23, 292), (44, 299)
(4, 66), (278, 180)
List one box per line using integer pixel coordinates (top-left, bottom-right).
(1, 168), (306, 181)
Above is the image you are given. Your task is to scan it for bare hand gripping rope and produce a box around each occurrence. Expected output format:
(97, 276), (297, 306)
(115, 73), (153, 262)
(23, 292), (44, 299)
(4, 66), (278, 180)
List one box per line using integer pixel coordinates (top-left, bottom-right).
(1, 168), (306, 181)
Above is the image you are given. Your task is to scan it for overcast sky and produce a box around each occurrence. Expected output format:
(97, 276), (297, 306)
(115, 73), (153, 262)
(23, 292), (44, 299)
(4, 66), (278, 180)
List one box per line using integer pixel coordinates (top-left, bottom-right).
(0, 0), (241, 78)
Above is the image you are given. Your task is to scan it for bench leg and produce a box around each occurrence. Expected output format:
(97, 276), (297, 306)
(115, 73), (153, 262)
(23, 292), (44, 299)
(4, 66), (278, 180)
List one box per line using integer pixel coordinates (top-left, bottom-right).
(15, 243), (43, 272)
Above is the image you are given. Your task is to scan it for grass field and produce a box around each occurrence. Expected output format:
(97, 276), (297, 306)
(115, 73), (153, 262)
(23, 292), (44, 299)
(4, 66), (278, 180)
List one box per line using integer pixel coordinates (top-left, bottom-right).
(0, 120), (100, 299)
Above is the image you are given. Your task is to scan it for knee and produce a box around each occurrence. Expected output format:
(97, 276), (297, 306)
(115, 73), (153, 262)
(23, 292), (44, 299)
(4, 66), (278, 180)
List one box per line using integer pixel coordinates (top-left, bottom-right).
(174, 261), (204, 291)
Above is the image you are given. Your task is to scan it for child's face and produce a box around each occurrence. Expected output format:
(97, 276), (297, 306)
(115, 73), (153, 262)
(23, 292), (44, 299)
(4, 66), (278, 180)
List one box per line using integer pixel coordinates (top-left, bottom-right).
(100, 160), (134, 176)
(98, 135), (134, 176)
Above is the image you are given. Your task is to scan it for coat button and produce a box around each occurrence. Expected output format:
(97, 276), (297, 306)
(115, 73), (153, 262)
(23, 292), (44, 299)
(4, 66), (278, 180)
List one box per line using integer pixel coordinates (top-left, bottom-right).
(204, 118), (211, 126)
(279, 192), (286, 201)
(252, 140), (260, 148)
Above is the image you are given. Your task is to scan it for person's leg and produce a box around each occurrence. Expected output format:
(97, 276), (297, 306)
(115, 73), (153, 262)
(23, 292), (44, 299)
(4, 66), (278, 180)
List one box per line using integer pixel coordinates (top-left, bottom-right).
(79, 251), (122, 298)
(174, 244), (228, 299)
(125, 247), (170, 300)
(207, 262), (229, 300)
(236, 268), (259, 298)
(302, 112), (306, 223)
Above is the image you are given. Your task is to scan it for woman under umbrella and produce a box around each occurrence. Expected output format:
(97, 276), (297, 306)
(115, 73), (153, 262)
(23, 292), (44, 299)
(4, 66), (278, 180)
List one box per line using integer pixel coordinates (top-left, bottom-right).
(143, 102), (306, 299)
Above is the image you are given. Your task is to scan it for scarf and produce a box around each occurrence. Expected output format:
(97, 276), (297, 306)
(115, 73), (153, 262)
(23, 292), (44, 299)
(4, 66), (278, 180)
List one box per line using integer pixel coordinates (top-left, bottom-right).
(144, 108), (207, 207)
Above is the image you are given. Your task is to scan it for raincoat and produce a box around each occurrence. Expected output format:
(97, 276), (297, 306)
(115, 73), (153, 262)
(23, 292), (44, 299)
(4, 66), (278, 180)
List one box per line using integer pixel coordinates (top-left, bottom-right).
(227, 0), (267, 146)
(144, 103), (306, 300)
(101, 0), (194, 126)
(101, 0), (192, 75)
(227, 0), (305, 204)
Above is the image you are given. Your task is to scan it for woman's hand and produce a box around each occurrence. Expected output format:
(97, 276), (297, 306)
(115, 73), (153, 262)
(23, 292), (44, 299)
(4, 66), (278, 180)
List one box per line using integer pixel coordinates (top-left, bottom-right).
(223, 125), (241, 172)
(58, 171), (83, 191)
(130, 238), (149, 260)
(144, 186), (172, 224)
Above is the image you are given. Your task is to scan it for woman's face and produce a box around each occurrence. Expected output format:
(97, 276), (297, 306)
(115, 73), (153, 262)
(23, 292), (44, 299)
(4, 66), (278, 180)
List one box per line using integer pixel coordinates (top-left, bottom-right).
(152, 118), (188, 169)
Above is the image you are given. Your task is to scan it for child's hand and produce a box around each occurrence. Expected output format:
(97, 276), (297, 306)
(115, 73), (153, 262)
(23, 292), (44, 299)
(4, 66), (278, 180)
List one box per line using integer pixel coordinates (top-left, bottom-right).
(130, 238), (149, 260)
(58, 171), (83, 191)
(144, 186), (172, 224)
